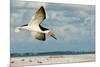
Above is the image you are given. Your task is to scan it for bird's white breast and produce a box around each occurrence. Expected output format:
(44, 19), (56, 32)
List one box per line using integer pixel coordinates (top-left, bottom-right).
(28, 25), (42, 32)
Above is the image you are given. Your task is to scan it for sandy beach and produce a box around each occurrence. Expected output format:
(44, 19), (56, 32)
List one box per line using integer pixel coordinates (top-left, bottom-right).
(10, 54), (95, 67)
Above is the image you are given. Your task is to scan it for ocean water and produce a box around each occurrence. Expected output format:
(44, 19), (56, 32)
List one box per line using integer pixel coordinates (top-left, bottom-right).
(11, 51), (95, 57)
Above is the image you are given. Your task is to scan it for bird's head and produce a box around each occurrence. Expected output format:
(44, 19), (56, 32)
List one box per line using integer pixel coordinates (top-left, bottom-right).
(48, 31), (57, 40)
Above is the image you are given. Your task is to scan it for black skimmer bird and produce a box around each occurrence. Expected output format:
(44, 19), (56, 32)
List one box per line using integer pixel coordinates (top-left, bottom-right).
(15, 6), (57, 41)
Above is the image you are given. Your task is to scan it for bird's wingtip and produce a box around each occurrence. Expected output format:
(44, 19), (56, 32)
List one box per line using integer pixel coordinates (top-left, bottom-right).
(40, 6), (45, 9)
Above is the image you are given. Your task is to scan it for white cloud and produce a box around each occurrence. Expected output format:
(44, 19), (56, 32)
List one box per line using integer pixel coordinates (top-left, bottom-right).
(51, 14), (95, 41)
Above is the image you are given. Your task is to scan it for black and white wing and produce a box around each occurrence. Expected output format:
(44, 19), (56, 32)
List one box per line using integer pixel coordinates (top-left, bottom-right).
(28, 6), (46, 26)
(32, 32), (46, 41)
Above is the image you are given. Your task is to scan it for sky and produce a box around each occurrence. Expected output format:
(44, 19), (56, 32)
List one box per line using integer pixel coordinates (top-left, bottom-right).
(10, 0), (95, 53)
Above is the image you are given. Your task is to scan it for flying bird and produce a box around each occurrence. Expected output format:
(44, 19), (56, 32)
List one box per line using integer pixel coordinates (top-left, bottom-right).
(15, 6), (57, 41)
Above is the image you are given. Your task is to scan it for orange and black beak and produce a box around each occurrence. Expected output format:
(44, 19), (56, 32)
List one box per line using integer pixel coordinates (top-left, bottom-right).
(51, 34), (57, 40)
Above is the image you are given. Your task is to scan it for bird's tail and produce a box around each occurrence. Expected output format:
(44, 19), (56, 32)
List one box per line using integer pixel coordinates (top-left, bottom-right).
(15, 27), (21, 32)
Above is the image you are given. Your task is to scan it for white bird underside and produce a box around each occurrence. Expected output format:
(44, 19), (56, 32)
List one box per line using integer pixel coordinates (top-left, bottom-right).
(15, 6), (49, 41)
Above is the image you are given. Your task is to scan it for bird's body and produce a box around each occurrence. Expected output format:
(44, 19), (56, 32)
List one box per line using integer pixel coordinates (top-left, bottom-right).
(15, 6), (57, 41)
(17, 25), (49, 33)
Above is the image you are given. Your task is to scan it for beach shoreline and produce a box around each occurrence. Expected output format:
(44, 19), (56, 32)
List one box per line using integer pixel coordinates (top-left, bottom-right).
(10, 54), (95, 67)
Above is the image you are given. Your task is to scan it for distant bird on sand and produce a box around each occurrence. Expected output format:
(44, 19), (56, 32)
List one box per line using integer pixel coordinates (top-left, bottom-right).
(15, 6), (57, 41)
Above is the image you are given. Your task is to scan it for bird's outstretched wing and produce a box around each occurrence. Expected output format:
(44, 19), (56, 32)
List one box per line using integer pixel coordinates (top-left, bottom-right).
(32, 32), (46, 41)
(28, 6), (46, 26)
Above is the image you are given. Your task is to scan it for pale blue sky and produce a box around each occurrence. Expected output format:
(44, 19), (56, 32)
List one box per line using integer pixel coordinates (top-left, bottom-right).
(11, 0), (95, 53)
